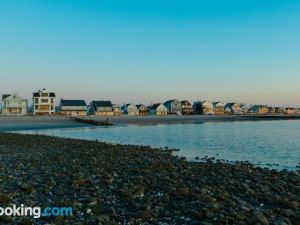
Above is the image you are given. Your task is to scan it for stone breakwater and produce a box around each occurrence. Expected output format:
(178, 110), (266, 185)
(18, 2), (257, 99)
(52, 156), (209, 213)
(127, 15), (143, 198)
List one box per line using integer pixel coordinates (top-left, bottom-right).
(0, 133), (299, 225)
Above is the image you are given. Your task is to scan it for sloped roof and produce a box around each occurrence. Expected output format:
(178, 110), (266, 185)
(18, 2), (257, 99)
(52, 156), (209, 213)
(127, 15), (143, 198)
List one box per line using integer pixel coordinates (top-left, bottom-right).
(150, 103), (163, 110)
(164, 99), (179, 105)
(136, 104), (146, 109)
(181, 100), (191, 105)
(125, 103), (135, 107)
(2, 94), (26, 101)
(2, 94), (11, 100)
(92, 101), (112, 107)
(61, 99), (86, 107)
(213, 102), (224, 106)
(224, 103), (235, 108)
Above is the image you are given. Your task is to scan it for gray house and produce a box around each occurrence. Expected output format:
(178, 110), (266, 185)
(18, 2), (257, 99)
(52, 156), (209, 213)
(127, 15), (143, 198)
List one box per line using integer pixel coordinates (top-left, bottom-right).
(59, 99), (87, 116)
(121, 104), (138, 116)
(164, 99), (182, 115)
(149, 103), (168, 115)
(89, 101), (114, 116)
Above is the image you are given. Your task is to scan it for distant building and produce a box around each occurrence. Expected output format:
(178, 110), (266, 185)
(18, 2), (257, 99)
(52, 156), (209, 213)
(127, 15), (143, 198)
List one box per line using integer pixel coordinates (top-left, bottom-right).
(164, 99), (182, 115)
(240, 104), (249, 114)
(2, 94), (27, 116)
(136, 104), (149, 116)
(268, 107), (276, 114)
(213, 102), (225, 115)
(275, 107), (286, 114)
(59, 99), (87, 116)
(224, 103), (243, 115)
(149, 103), (168, 115)
(181, 100), (193, 115)
(285, 107), (296, 115)
(193, 101), (214, 115)
(249, 105), (269, 114)
(112, 104), (122, 116)
(89, 101), (114, 116)
(32, 89), (56, 115)
(121, 104), (138, 116)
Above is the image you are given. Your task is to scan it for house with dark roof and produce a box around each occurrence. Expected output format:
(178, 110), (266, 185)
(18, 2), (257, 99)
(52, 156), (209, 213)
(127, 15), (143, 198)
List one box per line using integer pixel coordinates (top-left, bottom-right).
(164, 99), (182, 115)
(285, 107), (296, 115)
(121, 104), (138, 116)
(213, 102), (225, 115)
(136, 104), (149, 116)
(149, 103), (168, 116)
(89, 101), (114, 116)
(193, 101), (214, 115)
(275, 107), (286, 114)
(181, 100), (193, 115)
(268, 107), (276, 114)
(2, 94), (27, 116)
(224, 103), (243, 115)
(32, 89), (56, 115)
(249, 105), (269, 114)
(59, 99), (87, 116)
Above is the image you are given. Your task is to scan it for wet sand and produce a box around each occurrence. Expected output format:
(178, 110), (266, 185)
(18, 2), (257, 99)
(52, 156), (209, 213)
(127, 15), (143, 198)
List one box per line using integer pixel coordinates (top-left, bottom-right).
(1, 115), (300, 132)
(0, 116), (89, 131)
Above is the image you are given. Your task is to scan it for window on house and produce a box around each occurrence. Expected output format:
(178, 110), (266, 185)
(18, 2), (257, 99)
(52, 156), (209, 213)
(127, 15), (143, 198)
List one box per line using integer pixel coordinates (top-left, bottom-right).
(35, 98), (38, 104)
(41, 93), (48, 97)
(41, 99), (48, 103)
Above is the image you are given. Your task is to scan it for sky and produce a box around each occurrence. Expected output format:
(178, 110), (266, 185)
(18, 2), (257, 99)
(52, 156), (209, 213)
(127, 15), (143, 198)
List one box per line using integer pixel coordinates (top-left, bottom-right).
(0, 0), (300, 106)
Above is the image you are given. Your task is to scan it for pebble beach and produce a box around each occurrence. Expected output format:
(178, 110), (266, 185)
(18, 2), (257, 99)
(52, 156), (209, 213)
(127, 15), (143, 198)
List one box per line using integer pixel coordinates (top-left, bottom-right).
(0, 133), (299, 225)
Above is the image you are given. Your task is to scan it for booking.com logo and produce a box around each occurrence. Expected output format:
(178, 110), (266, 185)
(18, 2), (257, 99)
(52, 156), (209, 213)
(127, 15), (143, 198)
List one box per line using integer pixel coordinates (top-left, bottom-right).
(0, 205), (73, 219)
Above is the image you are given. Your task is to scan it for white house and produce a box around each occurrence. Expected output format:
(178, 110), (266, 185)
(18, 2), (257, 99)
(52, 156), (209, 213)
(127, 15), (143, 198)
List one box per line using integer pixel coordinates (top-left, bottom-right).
(193, 101), (214, 115)
(112, 104), (122, 116)
(2, 94), (27, 116)
(32, 89), (56, 115)
(149, 103), (168, 115)
(212, 102), (225, 115)
(224, 103), (243, 115)
(121, 104), (138, 116)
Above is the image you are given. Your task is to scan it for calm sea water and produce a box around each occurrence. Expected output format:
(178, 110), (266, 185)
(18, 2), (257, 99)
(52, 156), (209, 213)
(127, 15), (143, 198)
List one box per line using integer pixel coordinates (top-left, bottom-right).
(16, 120), (300, 170)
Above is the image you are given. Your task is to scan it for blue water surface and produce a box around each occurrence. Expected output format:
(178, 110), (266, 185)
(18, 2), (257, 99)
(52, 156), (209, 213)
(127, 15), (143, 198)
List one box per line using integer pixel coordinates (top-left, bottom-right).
(16, 120), (300, 170)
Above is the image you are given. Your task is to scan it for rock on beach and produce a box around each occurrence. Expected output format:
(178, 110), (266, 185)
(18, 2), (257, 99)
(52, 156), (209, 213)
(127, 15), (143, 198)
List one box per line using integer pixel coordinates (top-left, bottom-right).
(0, 133), (299, 225)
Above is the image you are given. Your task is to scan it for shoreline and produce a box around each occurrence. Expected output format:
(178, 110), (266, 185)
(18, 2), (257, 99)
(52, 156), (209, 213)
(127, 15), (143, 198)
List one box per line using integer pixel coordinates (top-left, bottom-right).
(72, 114), (300, 125)
(0, 116), (90, 132)
(0, 133), (299, 224)
(1, 114), (300, 132)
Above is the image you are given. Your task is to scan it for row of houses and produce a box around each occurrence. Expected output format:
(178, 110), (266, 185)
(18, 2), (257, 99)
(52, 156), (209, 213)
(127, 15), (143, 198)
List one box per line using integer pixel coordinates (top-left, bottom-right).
(1, 89), (300, 116)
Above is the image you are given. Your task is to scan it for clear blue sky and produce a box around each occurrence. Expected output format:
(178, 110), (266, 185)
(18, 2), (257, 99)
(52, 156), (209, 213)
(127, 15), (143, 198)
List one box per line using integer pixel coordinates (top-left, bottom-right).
(1, 0), (300, 106)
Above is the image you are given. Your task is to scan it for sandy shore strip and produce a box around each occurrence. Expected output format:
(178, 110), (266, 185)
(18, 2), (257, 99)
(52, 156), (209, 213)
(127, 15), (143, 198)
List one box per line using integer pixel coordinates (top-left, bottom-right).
(79, 114), (300, 125)
(1, 115), (300, 132)
(0, 133), (299, 224)
(0, 116), (90, 132)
